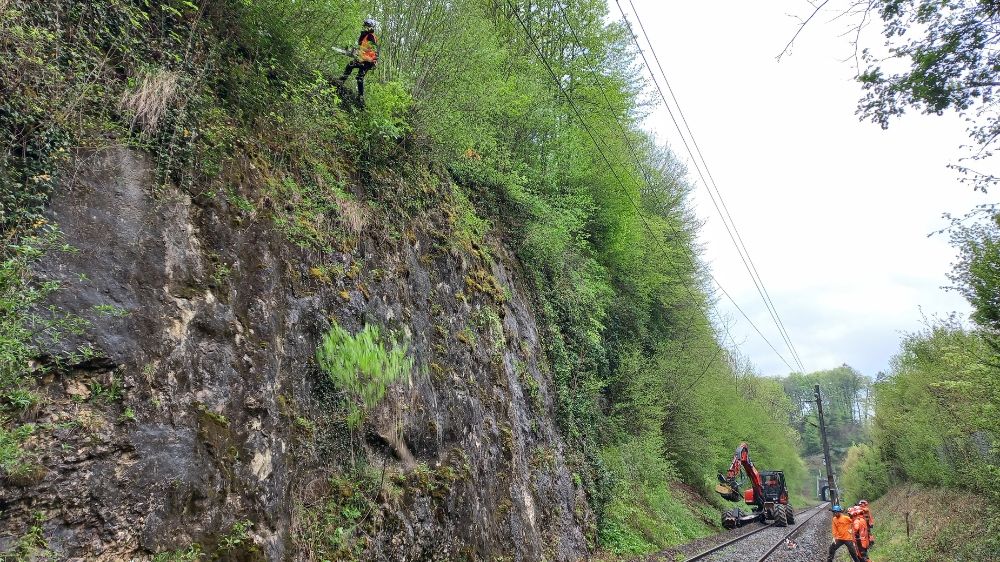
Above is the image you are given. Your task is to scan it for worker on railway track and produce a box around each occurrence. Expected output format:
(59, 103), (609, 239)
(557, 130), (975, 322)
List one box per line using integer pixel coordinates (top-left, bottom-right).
(858, 499), (875, 544)
(827, 505), (862, 562)
(849, 506), (871, 561)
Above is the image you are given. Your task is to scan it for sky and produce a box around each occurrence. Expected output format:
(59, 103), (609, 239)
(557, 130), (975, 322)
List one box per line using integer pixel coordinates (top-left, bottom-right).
(618, 1), (993, 377)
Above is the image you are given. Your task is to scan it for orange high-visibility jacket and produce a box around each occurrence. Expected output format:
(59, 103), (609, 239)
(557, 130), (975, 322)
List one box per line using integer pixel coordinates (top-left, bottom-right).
(853, 516), (870, 548)
(832, 513), (854, 541)
(357, 31), (379, 63)
(862, 506), (874, 528)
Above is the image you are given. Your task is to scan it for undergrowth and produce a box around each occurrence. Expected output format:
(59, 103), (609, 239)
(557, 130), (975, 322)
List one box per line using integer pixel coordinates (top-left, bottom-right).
(868, 485), (1000, 562)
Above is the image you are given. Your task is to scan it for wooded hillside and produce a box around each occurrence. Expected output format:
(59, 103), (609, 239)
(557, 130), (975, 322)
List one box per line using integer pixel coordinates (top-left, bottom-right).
(1, 0), (808, 558)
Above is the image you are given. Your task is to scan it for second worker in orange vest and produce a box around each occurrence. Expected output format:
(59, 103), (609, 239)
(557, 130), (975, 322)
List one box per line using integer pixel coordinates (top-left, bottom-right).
(850, 506), (871, 561)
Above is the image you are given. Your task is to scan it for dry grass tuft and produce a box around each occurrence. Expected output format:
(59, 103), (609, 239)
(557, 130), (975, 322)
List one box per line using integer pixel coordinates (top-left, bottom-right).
(119, 68), (180, 133)
(338, 198), (367, 234)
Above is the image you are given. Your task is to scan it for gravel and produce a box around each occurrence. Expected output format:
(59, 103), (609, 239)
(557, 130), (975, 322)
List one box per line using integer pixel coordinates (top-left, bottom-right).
(644, 504), (833, 562)
(765, 509), (831, 562)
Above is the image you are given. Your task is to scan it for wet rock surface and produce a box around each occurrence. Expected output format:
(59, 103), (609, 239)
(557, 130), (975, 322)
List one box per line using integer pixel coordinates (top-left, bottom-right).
(0, 148), (590, 560)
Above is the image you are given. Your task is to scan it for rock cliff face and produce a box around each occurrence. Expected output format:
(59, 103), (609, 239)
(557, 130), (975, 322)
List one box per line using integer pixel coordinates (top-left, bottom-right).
(2, 148), (591, 560)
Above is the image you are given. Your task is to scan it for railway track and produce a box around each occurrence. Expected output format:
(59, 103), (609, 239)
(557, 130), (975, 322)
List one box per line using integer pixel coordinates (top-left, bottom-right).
(684, 502), (830, 562)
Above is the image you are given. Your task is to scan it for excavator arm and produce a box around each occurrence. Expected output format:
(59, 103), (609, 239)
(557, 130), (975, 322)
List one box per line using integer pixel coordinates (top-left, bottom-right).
(715, 442), (764, 509)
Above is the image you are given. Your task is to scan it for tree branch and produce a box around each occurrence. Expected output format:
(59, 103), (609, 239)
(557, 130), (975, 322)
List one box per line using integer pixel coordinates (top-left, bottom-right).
(777, 0), (834, 61)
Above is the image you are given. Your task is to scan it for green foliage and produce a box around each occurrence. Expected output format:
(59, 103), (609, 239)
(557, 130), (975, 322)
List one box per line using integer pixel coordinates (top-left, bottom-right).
(295, 468), (385, 559)
(88, 376), (124, 403)
(840, 443), (890, 505)
(451, 186), (491, 255)
(0, 419), (37, 479)
(0, 512), (54, 561)
(599, 434), (714, 554)
(265, 173), (356, 252)
(1, 226), (87, 443)
(151, 545), (203, 562)
(857, 1), (1000, 190)
(872, 320), (1000, 500)
(354, 81), (414, 152)
(1, 0), (208, 233)
(781, 365), (872, 459)
(947, 211), (1000, 346)
(218, 519), (254, 553)
(316, 322), (413, 427)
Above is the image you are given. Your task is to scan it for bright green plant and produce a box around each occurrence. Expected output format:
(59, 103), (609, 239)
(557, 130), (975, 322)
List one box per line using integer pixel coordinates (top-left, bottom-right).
(151, 544), (203, 562)
(0, 419), (37, 479)
(1, 225), (87, 464)
(218, 519), (254, 553)
(89, 376), (124, 403)
(0, 511), (53, 560)
(357, 81), (413, 143)
(316, 322), (413, 427)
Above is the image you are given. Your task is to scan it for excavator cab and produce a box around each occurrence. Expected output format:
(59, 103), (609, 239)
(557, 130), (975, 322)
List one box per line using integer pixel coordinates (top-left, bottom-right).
(759, 470), (787, 503)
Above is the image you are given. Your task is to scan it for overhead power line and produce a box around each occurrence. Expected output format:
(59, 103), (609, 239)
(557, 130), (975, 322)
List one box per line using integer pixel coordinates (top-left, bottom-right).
(616, 0), (808, 373)
(504, 1), (799, 374)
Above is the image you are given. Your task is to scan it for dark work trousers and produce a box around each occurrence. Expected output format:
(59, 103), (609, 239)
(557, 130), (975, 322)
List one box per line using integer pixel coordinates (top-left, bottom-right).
(827, 539), (861, 562)
(340, 61), (375, 100)
(856, 543), (869, 561)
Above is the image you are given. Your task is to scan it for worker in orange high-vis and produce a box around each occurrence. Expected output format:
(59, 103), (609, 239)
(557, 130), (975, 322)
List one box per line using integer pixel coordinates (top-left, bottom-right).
(859, 499), (875, 544)
(338, 19), (379, 108)
(827, 505), (861, 562)
(850, 506), (871, 561)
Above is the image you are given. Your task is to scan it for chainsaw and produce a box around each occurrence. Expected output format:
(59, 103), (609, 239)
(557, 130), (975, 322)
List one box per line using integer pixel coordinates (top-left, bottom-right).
(332, 46), (357, 58)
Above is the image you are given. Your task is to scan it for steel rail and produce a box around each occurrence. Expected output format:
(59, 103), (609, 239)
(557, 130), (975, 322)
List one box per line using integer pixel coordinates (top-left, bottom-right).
(685, 503), (829, 562)
(755, 502), (830, 562)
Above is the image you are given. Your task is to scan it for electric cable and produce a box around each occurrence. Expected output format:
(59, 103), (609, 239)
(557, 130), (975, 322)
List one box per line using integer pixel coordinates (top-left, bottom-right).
(615, 0), (808, 373)
(505, 1), (798, 374)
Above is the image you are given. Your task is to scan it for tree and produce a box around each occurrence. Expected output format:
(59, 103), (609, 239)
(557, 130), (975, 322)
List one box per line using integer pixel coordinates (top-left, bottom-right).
(947, 212), (1000, 352)
(856, 0), (1000, 191)
(783, 1), (1000, 190)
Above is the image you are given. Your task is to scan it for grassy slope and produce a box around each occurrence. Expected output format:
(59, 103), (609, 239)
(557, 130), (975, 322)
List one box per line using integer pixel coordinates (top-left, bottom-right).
(866, 485), (999, 562)
(593, 481), (720, 559)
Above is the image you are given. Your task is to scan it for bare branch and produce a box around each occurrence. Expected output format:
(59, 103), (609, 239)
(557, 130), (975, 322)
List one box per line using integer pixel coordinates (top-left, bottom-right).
(778, 0), (877, 68)
(777, 0), (833, 61)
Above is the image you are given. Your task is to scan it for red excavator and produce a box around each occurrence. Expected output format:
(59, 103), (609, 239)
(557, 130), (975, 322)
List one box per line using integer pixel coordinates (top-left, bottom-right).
(715, 442), (794, 529)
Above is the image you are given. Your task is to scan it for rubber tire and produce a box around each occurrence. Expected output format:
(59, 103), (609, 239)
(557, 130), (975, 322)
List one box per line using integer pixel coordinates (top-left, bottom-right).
(774, 504), (788, 527)
(787, 506), (795, 524)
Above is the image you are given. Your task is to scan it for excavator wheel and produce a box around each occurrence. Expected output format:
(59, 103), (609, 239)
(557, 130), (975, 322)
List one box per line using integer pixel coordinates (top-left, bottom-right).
(774, 504), (788, 527)
(787, 506), (795, 524)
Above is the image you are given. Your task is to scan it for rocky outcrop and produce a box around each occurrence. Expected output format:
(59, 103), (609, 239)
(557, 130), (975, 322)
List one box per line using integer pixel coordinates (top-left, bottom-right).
(0, 147), (591, 560)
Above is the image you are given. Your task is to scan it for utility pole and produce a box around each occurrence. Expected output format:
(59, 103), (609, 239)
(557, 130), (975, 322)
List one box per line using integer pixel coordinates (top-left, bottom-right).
(815, 384), (838, 506)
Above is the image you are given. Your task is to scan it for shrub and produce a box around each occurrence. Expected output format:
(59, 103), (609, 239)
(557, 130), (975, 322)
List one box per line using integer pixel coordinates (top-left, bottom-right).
(315, 322), (413, 427)
(840, 443), (890, 505)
